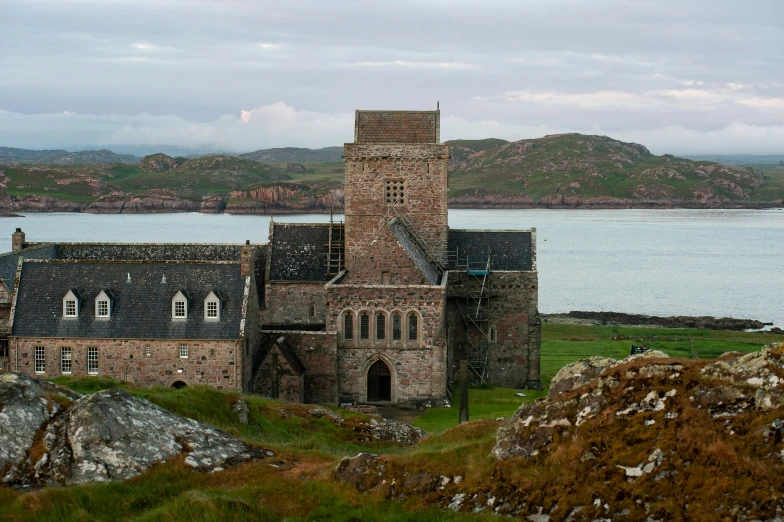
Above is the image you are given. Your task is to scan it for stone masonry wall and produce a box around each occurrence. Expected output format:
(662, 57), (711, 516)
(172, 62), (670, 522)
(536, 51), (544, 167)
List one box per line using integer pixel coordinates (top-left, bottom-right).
(9, 337), (245, 391)
(343, 144), (449, 285)
(253, 344), (304, 403)
(256, 331), (338, 404)
(446, 270), (541, 388)
(260, 283), (326, 325)
(242, 276), (262, 391)
(355, 111), (439, 144)
(326, 282), (447, 403)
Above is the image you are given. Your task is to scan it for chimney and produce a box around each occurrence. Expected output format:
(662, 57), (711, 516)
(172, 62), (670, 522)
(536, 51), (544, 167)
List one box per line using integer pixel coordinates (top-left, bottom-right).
(12, 228), (25, 252)
(240, 240), (253, 278)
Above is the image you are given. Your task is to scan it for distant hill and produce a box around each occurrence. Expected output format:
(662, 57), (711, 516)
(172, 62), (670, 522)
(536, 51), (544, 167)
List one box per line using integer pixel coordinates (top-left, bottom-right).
(0, 147), (140, 165)
(683, 154), (784, 166)
(240, 146), (343, 163)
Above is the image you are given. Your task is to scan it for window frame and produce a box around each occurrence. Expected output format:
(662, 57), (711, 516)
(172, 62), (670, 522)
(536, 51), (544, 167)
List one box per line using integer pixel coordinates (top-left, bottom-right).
(63, 289), (79, 318)
(60, 346), (72, 375)
(408, 313), (418, 342)
(376, 313), (386, 341)
(392, 313), (401, 341)
(34, 346), (46, 374)
(343, 312), (354, 341)
(87, 347), (98, 375)
(179, 343), (189, 359)
(384, 179), (406, 206)
(203, 291), (221, 321)
(172, 291), (188, 320)
(359, 312), (369, 340)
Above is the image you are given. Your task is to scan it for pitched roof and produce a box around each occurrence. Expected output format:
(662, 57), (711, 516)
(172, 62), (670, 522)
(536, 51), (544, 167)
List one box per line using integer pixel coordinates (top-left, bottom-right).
(11, 260), (247, 340)
(0, 244), (57, 292)
(268, 223), (333, 281)
(448, 230), (534, 271)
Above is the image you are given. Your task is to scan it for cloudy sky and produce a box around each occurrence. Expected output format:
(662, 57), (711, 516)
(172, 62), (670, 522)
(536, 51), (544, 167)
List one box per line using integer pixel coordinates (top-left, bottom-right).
(1, 0), (783, 155)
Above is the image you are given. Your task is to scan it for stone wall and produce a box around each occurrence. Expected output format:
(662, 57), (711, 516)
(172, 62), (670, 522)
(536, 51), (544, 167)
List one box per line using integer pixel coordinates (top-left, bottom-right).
(252, 344), (304, 403)
(256, 331), (338, 404)
(343, 144), (449, 285)
(241, 276), (262, 391)
(355, 111), (439, 144)
(446, 270), (541, 388)
(260, 282), (326, 325)
(9, 337), (245, 391)
(326, 282), (447, 404)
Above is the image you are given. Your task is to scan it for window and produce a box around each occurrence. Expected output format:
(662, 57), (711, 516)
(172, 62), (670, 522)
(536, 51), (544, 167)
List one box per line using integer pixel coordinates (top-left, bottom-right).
(489, 326), (497, 342)
(63, 289), (80, 318)
(344, 313), (353, 340)
(35, 346), (45, 373)
(124, 373), (129, 382)
(145, 345), (151, 356)
(392, 313), (401, 341)
(204, 291), (221, 321)
(360, 313), (369, 340)
(385, 180), (405, 205)
(87, 347), (98, 374)
(95, 290), (111, 318)
(179, 343), (189, 358)
(376, 314), (386, 341)
(147, 383), (152, 389)
(408, 313), (418, 341)
(60, 347), (72, 374)
(172, 290), (188, 319)
(381, 271), (390, 285)
(309, 304), (316, 317)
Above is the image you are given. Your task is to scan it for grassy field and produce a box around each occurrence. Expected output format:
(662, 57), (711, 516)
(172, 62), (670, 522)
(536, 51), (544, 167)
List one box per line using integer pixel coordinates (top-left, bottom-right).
(0, 324), (777, 520)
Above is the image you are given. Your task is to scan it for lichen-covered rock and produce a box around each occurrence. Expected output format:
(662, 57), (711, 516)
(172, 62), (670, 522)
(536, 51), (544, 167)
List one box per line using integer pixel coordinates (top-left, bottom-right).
(0, 374), (271, 486)
(0, 373), (80, 483)
(701, 343), (784, 409)
(232, 397), (250, 425)
(140, 153), (179, 173)
(365, 417), (426, 445)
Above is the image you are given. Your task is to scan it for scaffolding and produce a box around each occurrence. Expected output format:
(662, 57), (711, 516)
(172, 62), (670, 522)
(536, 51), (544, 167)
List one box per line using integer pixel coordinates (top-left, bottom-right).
(451, 249), (492, 383)
(326, 212), (345, 275)
(387, 205), (447, 273)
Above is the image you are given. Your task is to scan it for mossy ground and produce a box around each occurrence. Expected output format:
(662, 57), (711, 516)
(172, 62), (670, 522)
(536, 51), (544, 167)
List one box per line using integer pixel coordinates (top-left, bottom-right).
(0, 324), (778, 520)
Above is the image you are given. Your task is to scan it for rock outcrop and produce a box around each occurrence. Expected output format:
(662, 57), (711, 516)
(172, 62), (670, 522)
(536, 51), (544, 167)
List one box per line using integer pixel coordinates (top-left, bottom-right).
(551, 311), (769, 330)
(86, 191), (200, 213)
(139, 153), (179, 173)
(0, 373), (271, 486)
(337, 344), (784, 520)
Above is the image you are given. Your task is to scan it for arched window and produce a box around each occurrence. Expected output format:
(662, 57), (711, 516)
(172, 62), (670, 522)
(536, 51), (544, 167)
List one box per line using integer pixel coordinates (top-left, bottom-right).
(343, 312), (353, 341)
(376, 313), (386, 340)
(489, 326), (497, 342)
(392, 313), (401, 341)
(408, 313), (418, 341)
(309, 304), (316, 317)
(360, 312), (370, 340)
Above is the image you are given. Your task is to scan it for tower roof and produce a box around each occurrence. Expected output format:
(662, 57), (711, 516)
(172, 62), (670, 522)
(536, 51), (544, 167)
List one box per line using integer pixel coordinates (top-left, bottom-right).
(354, 110), (440, 144)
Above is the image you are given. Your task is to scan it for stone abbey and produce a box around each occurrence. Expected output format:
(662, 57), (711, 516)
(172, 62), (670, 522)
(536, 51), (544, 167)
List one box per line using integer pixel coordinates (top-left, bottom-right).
(0, 109), (541, 405)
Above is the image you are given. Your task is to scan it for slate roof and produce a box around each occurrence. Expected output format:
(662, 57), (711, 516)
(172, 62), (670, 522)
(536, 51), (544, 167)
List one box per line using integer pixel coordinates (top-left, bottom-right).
(12, 260), (248, 340)
(268, 223), (332, 281)
(448, 230), (534, 271)
(0, 244), (57, 292)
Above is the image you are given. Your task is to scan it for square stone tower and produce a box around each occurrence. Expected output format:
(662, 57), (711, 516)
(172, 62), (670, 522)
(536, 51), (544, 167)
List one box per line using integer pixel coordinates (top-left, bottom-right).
(342, 110), (449, 285)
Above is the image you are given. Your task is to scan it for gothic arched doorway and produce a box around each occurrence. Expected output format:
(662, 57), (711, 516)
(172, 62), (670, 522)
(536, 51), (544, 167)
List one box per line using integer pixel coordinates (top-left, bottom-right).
(367, 360), (391, 402)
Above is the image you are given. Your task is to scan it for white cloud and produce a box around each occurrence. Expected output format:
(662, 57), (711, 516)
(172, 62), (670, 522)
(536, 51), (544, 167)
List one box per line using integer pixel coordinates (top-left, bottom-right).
(348, 61), (480, 70)
(1, 103), (783, 155)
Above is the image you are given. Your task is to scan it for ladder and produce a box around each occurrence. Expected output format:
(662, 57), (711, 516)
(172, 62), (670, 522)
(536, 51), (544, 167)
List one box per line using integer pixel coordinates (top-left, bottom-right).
(460, 253), (492, 382)
(326, 213), (345, 275)
(387, 205), (447, 272)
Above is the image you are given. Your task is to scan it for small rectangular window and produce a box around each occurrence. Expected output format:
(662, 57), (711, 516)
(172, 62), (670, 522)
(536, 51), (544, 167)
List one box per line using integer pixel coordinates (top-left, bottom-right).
(147, 383), (152, 389)
(385, 180), (405, 205)
(206, 301), (218, 318)
(344, 313), (353, 340)
(96, 300), (109, 317)
(179, 343), (189, 358)
(376, 314), (386, 340)
(174, 301), (186, 318)
(381, 271), (390, 285)
(124, 373), (129, 382)
(60, 347), (72, 374)
(65, 300), (77, 317)
(145, 345), (151, 356)
(35, 346), (45, 373)
(360, 314), (369, 340)
(87, 347), (98, 375)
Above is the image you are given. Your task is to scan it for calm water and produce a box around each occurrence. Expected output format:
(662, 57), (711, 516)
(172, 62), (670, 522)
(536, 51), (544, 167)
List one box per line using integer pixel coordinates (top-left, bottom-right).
(2, 209), (783, 327)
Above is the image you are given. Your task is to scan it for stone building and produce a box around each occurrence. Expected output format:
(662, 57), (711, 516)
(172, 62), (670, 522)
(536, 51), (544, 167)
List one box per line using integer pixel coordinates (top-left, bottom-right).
(0, 108), (540, 404)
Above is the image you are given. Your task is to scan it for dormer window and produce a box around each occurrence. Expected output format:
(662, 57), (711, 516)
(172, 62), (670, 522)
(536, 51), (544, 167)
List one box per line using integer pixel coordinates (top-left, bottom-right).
(204, 291), (221, 321)
(62, 289), (80, 318)
(172, 290), (188, 319)
(95, 290), (112, 319)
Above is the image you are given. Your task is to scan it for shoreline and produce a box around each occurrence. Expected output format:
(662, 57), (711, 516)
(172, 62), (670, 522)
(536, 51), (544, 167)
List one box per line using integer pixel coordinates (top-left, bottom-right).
(544, 311), (782, 332)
